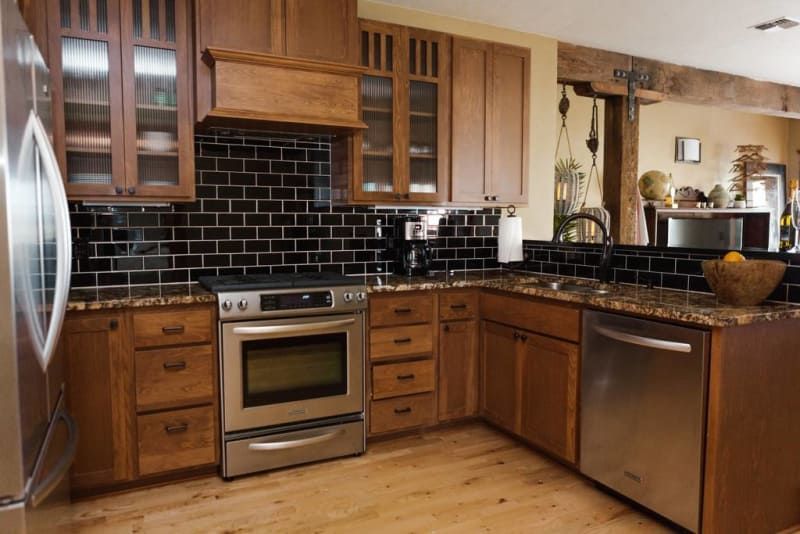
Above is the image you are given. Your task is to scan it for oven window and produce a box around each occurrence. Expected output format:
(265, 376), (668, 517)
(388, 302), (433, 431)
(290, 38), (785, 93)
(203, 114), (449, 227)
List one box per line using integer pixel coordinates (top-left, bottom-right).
(241, 333), (348, 407)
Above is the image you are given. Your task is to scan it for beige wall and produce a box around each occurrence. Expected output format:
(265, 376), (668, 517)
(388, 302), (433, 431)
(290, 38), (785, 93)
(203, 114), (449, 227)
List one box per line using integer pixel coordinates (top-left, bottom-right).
(358, 0), (558, 240)
(555, 85), (605, 209)
(638, 101), (792, 196)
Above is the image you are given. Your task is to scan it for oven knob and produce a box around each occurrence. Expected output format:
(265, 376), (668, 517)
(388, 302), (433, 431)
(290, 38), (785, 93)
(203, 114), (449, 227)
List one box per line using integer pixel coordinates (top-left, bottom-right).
(238, 298), (248, 310)
(221, 299), (233, 311)
(343, 292), (354, 303)
(356, 291), (367, 302)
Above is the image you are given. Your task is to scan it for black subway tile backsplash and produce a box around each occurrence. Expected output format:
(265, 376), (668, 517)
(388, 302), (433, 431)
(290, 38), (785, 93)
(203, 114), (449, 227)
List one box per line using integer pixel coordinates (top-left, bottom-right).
(70, 131), (500, 288)
(521, 240), (800, 305)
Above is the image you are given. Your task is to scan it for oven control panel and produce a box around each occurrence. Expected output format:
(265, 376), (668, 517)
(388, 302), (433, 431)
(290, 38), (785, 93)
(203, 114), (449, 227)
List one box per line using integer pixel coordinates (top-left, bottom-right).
(217, 285), (367, 320)
(260, 291), (333, 311)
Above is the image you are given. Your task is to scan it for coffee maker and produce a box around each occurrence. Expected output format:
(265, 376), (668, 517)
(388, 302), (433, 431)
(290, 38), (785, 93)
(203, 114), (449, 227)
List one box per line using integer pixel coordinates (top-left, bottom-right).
(394, 216), (433, 276)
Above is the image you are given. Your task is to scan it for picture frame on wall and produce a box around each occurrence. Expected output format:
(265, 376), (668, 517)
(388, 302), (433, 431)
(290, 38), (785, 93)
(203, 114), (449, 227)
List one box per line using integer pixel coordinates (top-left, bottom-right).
(675, 137), (701, 164)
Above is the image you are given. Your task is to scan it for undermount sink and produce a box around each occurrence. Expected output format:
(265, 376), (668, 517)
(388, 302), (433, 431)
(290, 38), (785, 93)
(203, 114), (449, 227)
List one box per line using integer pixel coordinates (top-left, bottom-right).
(522, 281), (610, 296)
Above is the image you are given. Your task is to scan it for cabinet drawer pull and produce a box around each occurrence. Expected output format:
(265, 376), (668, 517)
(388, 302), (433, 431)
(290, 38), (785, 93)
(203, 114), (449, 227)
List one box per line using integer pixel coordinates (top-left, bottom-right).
(393, 337), (412, 344)
(396, 373), (415, 381)
(394, 307), (412, 314)
(394, 407), (412, 414)
(163, 361), (187, 371)
(164, 423), (188, 434)
(109, 319), (119, 330)
(443, 324), (450, 332)
(162, 325), (185, 335)
(449, 304), (468, 310)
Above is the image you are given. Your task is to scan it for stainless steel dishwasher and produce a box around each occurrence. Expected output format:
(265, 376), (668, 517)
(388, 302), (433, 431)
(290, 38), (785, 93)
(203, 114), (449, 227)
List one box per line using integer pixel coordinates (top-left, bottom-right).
(581, 311), (709, 532)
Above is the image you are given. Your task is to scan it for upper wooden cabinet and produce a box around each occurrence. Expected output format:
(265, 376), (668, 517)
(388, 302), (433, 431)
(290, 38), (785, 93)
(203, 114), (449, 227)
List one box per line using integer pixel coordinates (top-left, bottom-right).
(193, 0), (362, 126)
(335, 20), (450, 204)
(48, 0), (195, 202)
(19, 0), (50, 63)
(451, 37), (529, 205)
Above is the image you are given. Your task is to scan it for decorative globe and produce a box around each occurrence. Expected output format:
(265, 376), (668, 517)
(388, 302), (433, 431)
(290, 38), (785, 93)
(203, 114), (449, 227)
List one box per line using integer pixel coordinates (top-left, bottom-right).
(638, 170), (671, 201)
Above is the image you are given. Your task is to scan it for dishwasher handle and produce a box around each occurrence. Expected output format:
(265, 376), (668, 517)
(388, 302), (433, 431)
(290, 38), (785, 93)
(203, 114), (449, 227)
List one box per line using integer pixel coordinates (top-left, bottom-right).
(593, 325), (693, 354)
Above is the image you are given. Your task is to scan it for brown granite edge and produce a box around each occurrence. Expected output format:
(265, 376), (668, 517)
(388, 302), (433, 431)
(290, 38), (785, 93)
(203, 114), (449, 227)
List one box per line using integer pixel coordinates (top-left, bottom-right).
(366, 276), (800, 328)
(67, 289), (217, 312)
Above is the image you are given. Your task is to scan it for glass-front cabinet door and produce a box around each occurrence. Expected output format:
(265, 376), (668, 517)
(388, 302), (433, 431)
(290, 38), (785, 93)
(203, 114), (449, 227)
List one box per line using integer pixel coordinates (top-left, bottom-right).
(49, 0), (126, 198)
(356, 21), (400, 202)
(406, 28), (449, 203)
(120, 0), (193, 199)
(48, 0), (193, 201)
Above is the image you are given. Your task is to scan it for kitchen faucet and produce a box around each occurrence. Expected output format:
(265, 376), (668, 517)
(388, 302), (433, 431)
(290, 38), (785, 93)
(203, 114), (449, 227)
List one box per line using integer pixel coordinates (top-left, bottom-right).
(552, 213), (614, 283)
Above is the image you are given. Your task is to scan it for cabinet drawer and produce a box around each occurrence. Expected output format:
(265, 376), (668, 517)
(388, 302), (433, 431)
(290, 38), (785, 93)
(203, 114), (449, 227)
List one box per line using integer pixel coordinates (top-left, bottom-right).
(439, 291), (479, 321)
(370, 324), (433, 360)
(370, 393), (435, 434)
(372, 359), (435, 400)
(137, 405), (216, 476)
(135, 345), (215, 412)
(370, 294), (433, 327)
(133, 308), (213, 348)
(481, 291), (580, 342)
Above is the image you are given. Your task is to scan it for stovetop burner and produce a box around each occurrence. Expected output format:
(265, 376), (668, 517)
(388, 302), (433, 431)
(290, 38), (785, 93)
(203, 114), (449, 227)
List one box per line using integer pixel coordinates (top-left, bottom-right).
(198, 272), (357, 292)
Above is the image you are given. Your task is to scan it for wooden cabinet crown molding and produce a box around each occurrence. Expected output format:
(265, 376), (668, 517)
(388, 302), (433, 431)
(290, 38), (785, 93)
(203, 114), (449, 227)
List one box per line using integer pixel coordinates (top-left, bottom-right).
(201, 47), (368, 76)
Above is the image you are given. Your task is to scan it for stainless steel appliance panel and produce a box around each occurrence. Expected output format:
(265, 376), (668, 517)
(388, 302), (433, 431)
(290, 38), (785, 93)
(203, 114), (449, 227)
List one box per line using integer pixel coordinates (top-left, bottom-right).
(221, 313), (364, 432)
(666, 217), (743, 249)
(580, 311), (709, 532)
(224, 419), (364, 478)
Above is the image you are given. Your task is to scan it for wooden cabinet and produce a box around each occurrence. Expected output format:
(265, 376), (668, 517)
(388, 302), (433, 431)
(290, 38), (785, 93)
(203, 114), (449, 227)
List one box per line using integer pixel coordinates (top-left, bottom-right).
(337, 20), (450, 204)
(19, 0), (50, 63)
(62, 312), (135, 491)
(64, 304), (218, 496)
(451, 37), (529, 205)
(480, 320), (521, 432)
(438, 320), (478, 421)
(284, 0), (358, 65)
(519, 333), (578, 464)
(47, 0), (195, 202)
(367, 292), (436, 436)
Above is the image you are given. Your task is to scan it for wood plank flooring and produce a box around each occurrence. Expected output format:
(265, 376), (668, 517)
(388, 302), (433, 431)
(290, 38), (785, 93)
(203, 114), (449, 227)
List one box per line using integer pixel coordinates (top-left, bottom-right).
(54, 423), (675, 533)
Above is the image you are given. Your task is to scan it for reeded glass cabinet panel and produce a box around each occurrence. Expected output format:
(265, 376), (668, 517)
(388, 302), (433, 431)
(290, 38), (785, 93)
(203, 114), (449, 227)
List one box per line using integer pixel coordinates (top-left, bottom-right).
(133, 45), (179, 186)
(60, 37), (114, 185)
(409, 80), (437, 194)
(361, 75), (394, 194)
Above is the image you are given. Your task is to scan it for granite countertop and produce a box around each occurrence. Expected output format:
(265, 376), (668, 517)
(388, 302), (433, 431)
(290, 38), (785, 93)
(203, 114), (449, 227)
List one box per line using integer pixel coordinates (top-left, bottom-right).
(363, 270), (800, 328)
(67, 283), (216, 311)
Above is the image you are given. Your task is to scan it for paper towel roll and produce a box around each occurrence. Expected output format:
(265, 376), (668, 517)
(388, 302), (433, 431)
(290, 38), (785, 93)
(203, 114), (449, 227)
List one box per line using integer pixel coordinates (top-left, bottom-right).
(497, 216), (523, 263)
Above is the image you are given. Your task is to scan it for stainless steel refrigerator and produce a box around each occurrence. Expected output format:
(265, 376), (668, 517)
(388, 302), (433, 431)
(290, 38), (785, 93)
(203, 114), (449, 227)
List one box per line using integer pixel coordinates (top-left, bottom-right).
(0, 1), (76, 532)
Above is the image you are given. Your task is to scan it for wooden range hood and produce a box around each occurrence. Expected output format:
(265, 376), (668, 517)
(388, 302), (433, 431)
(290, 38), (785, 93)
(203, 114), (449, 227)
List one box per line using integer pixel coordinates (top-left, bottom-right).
(199, 47), (367, 132)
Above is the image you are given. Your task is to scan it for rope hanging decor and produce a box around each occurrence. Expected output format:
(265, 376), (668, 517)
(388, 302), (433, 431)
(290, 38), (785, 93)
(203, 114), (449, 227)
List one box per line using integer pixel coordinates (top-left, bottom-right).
(578, 94), (611, 243)
(554, 84), (585, 221)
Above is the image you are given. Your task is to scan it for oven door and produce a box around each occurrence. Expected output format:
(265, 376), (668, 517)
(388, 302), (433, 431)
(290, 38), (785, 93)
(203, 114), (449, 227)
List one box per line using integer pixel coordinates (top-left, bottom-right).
(221, 313), (364, 432)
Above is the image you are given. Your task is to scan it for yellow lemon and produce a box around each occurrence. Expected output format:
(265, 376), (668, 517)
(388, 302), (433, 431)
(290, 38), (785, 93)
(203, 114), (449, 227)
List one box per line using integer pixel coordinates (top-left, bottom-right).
(723, 251), (746, 263)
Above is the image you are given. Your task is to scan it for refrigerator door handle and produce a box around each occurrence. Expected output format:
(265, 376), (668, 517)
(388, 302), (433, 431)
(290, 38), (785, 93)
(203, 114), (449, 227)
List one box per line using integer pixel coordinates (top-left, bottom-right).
(29, 410), (78, 508)
(25, 110), (72, 371)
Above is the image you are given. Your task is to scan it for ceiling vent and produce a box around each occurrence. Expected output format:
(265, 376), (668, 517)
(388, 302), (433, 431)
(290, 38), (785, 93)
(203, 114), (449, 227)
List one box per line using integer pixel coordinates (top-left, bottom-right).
(752, 16), (800, 31)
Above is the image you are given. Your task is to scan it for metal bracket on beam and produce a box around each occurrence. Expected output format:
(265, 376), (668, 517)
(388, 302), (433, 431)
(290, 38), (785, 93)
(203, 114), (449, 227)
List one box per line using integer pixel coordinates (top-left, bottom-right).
(613, 68), (650, 122)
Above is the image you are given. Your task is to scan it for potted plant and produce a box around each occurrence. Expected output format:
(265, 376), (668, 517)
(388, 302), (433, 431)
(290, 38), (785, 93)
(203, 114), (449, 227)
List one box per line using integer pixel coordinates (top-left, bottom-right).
(733, 193), (747, 208)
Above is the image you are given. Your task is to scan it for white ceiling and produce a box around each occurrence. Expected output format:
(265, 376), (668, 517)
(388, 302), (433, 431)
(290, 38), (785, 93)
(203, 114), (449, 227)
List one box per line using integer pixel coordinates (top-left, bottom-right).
(375, 0), (800, 86)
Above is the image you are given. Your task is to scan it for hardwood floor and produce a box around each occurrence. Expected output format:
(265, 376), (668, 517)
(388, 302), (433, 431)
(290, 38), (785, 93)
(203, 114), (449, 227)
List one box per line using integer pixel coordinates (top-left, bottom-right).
(54, 423), (675, 533)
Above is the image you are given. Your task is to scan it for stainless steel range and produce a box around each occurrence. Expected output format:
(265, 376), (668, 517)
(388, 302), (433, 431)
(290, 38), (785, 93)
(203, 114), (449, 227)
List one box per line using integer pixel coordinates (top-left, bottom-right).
(199, 272), (367, 478)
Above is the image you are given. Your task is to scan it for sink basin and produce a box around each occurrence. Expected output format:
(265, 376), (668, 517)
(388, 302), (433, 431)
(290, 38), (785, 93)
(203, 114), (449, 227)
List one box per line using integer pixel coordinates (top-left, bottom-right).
(522, 281), (610, 296)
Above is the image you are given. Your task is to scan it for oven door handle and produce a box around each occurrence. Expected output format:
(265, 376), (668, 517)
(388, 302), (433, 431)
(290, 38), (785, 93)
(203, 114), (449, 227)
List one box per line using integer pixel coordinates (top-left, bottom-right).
(232, 318), (356, 336)
(247, 428), (344, 451)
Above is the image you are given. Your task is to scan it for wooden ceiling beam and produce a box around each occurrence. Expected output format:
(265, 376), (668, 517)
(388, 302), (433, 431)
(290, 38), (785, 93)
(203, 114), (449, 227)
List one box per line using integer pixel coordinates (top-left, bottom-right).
(558, 42), (800, 118)
(571, 81), (665, 105)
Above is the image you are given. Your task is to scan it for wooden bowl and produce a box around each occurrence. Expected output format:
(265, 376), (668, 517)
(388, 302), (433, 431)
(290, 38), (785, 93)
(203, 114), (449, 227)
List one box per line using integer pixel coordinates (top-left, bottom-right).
(702, 259), (787, 306)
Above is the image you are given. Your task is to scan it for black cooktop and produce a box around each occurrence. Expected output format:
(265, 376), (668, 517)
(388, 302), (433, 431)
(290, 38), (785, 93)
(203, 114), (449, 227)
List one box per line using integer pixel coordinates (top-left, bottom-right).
(198, 272), (357, 292)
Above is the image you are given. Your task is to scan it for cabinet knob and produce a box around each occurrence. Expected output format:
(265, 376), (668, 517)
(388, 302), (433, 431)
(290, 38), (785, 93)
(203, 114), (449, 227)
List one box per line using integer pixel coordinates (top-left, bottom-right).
(484, 195), (490, 201)
(404, 193), (410, 199)
(127, 187), (136, 194)
(520, 334), (528, 341)
(513, 331), (520, 340)
(443, 324), (450, 332)
(109, 319), (118, 330)
(491, 195), (498, 201)
(115, 186), (123, 195)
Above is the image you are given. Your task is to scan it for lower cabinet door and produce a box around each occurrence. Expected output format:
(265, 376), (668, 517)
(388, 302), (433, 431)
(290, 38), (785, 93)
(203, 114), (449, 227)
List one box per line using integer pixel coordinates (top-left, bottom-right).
(480, 321), (520, 433)
(137, 405), (217, 476)
(438, 320), (479, 421)
(519, 333), (579, 464)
